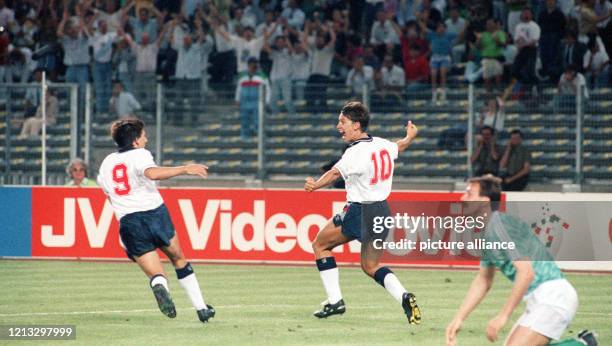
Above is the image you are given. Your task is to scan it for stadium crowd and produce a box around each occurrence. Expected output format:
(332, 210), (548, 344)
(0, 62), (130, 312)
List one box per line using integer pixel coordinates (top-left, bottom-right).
(1, 0), (609, 113)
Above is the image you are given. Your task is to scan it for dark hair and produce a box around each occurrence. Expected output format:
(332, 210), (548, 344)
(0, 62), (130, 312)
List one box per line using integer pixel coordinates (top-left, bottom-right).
(565, 64), (577, 73)
(111, 118), (145, 151)
(510, 129), (523, 137)
(341, 101), (370, 132)
(481, 125), (495, 135)
(587, 39), (598, 50)
(468, 174), (502, 209)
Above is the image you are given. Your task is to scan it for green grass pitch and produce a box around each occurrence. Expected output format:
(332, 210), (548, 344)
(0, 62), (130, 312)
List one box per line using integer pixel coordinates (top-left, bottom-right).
(1, 260), (610, 345)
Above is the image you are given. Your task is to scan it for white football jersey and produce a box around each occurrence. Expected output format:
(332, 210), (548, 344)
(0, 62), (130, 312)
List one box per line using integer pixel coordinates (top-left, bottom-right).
(334, 136), (399, 203)
(97, 148), (164, 220)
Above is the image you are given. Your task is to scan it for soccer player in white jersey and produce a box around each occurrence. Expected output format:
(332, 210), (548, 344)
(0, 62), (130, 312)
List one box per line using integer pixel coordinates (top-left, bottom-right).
(98, 119), (215, 323)
(446, 175), (597, 346)
(304, 101), (421, 324)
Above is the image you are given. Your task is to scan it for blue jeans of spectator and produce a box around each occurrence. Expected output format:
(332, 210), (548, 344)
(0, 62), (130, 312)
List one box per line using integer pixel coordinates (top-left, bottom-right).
(270, 78), (295, 115)
(65, 64), (89, 119)
(240, 107), (258, 137)
(293, 79), (306, 101)
(464, 61), (483, 83)
(93, 61), (112, 114)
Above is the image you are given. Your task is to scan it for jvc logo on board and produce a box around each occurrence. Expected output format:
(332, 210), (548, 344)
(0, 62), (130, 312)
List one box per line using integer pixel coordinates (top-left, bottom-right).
(40, 198), (359, 254)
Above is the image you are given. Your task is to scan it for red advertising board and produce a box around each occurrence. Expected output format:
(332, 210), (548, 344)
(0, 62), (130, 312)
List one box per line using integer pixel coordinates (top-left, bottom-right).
(32, 187), (471, 265)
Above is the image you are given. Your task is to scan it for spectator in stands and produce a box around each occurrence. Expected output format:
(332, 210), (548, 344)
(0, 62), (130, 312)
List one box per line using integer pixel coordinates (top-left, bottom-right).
(478, 97), (506, 136)
(404, 44), (430, 91)
(507, 0), (530, 37)
(477, 19), (507, 91)
(594, 0), (612, 56)
(464, 37), (483, 83)
(264, 34), (296, 116)
(281, 0), (305, 30)
(0, 25), (10, 82)
(392, 20), (431, 65)
(538, 0), (566, 81)
(346, 56), (375, 96)
(65, 158), (97, 187)
(304, 22), (335, 112)
(125, 22), (169, 108)
(235, 57), (270, 138)
(57, 9), (90, 109)
(583, 38), (610, 87)
(364, 0), (385, 32)
(372, 53), (405, 107)
(445, 6), (467, 64)
(33, 4), (59, 81)
(113, 36), (136, 92)
(256, 10), (283, 44)
(577, 0), (611, 43)
(416, 0), (443, 31)
(370, 11), (399, 60)
(363, 44), (382, 70)
(471, 126), (502, 176)
(291, 38), (310, 102)
(511, 8), (541, 91)
(500, 129), (531, 191)
(396, 0), (417, 26)
(19, 88), (58, 138)
(22, 68), (43, 118)
(121, 1), (163, 44)
(333, 33), (363, 79)
(420, 19), (457, 104)
(0, 0), (14, 28)
(553, 64), (589, 113)
(205, 8), (237, 87)
(560, 31), (587, 73)
(109, 81), (141, 118)
(81, 15), (117, 116)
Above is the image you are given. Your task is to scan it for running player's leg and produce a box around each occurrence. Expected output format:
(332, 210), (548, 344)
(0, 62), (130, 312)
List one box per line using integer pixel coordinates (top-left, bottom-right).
(504, 326), (550, 346)
(311, 219), (352, 317)
(361, 240), (421, 325)
(134, 250), (176, 318)
(160, 235), (215, 322)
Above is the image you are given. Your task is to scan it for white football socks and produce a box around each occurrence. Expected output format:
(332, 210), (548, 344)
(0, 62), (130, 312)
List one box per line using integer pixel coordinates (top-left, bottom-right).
(150, 275), (169, 291)
(319, 267), (343, 304)
(179, 273), (207, 310)
(383, 273), (407, 304)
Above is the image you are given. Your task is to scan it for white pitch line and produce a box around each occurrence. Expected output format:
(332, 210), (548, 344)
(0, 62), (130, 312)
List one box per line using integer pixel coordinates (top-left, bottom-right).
(1, 307), (611, 318)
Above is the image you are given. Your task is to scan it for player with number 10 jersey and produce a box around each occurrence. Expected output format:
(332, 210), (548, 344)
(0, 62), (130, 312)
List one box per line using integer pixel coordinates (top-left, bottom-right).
(304, 101), (421, 325)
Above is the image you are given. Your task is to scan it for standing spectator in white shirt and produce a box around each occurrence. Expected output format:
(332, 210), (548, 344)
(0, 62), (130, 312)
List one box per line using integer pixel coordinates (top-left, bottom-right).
(264, 33), (296, 116)
(370, 11), (399, 61)
(281, 0), (305, 30)
(445, 7), (467, 64)
(346, 56), (375, 96)
(256, 10), (283, 45)
(304, 22), (336, 111)
(82, 16), (117, 116)
(583, 38), (610, 87)
(109, 81), (141, 118)
(0, 0), (14, 27)
(125, 22), (169, 108)
(291, 38), (310, 103)
(512, 8), (541, 88)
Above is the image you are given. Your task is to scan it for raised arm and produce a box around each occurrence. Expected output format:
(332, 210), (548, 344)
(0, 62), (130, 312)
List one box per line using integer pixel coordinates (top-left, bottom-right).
(145, 164), (208, 180)
(396, 121), (418, 152)
(445, 265), (495, 346)
(57, 8), (69, 38)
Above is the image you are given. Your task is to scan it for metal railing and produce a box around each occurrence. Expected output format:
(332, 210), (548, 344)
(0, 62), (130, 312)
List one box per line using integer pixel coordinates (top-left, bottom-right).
(1, 79), (608, 188)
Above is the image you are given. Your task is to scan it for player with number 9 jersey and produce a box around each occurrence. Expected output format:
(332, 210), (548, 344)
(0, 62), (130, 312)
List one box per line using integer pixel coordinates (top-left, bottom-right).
(97, 118), (216, 324)
(303, 101), (421, 325)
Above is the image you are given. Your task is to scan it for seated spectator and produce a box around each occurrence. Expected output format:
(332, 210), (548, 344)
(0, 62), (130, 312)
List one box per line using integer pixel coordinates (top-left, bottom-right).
(109, 81), (141, 118)
(471, 126), (502, 176)
(553, 64), (589, 113)
(19, 88), (58, 138)
(65, 158), (98, 187)
(403, 45), (430, 91)
(420, 20), (457, 103)
(370, 11), (399, 60)
(372, 54), (405, 108)
(499, 129), (531, 191)
(464, 38), (483, 83)
(23, 68), (43, 118)
(583, 38), (610, 88)
(346, 56), (375, 96)
(477, 19), (507, 91)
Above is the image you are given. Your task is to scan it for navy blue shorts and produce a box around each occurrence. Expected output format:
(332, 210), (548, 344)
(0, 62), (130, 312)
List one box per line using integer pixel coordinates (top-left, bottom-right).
(333, 201), (391, 242)
(119, 204), (175, 260)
